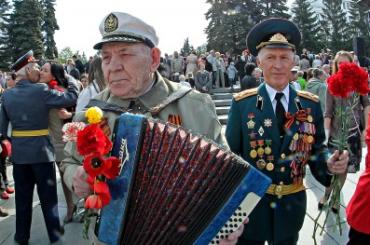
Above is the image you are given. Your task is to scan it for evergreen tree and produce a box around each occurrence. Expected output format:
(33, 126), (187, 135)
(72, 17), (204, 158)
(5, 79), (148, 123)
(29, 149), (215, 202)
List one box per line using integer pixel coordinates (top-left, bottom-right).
(42, 0), (59, 59)
(321, 0), (351, 53)
(8, 0), (44, 60)
(180, 37), (194, 56)
(258, 0), (290, 19)
(205, 0), (261, 54)
(0, 0), (12, 69)
(348, 1), (370, 56)
(291, 0), (324, 53)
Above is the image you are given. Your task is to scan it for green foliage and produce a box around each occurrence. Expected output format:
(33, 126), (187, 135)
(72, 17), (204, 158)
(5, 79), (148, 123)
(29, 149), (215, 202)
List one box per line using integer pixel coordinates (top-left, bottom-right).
(258, 0), (290, 19)
(41, 0), (59, 59)
(0, 0), (12, 69)
(58, 47), (74, 64)
(321, 0), (352, 53)
(205, 0), (260, 54)
(180, 37), (194, 56)
(348, 1), (370, 56)
(8, 0), (44, 60)
(291, 0), (325, 53)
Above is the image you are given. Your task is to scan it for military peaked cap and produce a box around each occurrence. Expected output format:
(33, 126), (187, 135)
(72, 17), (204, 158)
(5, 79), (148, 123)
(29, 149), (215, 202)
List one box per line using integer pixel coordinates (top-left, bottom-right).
(9, 50), (38, 72)
(246, 18), (301, 56)
(94, 12), (159, 50)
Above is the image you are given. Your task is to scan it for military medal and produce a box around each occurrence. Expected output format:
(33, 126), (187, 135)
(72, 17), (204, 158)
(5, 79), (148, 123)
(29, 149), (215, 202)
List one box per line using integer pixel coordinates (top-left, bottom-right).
(266, 162), (274, 171)
(250, 141), (258, 159)
(249, 131), (257, 140)
(258, 126), (264, 136)
(293, 133), (299, 141)
(257, 140), (265, 157)
(264, 119), (272, 127)
(265, 140), (272, 155)
(307, 115), (313, 123)
(307, 135), (314, 144)
(256, 159), (267, 170)
(247, 113), (256, 129)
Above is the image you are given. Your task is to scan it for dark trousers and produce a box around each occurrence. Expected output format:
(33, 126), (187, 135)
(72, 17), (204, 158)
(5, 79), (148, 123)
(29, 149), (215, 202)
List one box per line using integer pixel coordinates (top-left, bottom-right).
(237, 233), (299, 245)
(348, 227), (370, 245)
(13, 162), (61, 243)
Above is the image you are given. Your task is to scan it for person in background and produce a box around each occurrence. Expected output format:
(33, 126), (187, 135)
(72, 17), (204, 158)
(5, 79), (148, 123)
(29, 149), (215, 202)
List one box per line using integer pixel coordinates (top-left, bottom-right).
(39, 61), (78, 224)
(227, 61), (239, 90)
(296, 70), (306, 90)
(0, 50), (78, 244)
(76, 56), (106, 112)
(290, 66), (301, 90)
(305, 68), (327, 113)
(319, 50), (370, 212)
(80, 73), (89, 89)
(252, 67), (263, 84)
(194, 62), (212, 93)
(240, 63), (259, 91)
(179, 74), (191, 88)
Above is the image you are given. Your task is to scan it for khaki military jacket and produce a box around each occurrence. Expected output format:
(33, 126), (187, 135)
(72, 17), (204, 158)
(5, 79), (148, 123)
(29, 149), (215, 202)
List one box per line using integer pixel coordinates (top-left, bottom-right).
(60, 72), (226, 191)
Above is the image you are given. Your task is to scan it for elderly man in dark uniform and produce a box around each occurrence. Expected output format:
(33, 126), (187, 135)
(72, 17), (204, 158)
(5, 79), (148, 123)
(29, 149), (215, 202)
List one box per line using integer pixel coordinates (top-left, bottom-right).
(0, 50), (79, 244)
(226, 19), (349, 245)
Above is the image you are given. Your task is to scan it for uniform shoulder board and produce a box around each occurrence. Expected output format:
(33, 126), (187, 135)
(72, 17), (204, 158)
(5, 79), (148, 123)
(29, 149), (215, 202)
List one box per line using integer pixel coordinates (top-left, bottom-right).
(233, 88), (258, 101)
(297, 90), (319, 103)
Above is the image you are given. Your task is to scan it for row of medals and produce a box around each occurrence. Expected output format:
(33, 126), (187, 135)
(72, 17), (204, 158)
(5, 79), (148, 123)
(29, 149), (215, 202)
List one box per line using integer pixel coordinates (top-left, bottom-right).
(247, 114), (315, 172)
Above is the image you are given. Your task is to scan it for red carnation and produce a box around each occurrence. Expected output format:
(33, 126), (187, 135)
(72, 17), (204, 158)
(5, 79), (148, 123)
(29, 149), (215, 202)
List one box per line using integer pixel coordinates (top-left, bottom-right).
(77, 124), (112, 156)
(48, 80), (64, 92)
(327, 63), (369, 98)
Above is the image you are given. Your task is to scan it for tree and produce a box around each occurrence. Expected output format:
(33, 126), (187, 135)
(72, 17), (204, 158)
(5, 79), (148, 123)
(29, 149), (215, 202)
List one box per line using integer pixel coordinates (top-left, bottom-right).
(58, 47), (74, 64)
(180, 37), (194, 56)
(258, 0), (290, 19)
(205, 0), (261, 54)
(41, 0), (59, 59)
(321, 0), (352, 53)
(0, 0), (12, 69)
(291, 0), (325, 53)
(8, 0), (44, 60)
(348, 1), (370, 56)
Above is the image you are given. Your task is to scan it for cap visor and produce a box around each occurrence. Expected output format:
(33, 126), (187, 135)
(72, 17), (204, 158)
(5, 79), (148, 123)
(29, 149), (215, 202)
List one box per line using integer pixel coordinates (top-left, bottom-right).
(93, 36), (141, 49)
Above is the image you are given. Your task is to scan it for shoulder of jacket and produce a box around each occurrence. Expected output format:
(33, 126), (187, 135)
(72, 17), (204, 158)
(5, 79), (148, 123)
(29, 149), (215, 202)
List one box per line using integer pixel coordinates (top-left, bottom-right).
(233, 88), (258, 101)
(297, 90), (319, 103)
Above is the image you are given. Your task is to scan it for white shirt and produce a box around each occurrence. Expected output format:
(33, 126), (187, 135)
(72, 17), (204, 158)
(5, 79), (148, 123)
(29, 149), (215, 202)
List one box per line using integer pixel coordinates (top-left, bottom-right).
(265, 83), (289, 113)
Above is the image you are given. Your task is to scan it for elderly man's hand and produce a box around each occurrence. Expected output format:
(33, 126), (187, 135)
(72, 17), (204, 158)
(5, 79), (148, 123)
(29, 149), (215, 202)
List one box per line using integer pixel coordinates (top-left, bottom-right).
(219, 218), (248, 245)
(72, 166), (91, 198)
(327, 150), (349, 174)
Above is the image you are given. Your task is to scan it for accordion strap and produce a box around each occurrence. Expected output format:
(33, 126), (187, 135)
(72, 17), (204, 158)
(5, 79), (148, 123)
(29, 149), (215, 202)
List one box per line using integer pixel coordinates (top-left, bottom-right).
(87, 99), (128, 114)
(86, 86), (192, 116)
(149, 86), (192, 116)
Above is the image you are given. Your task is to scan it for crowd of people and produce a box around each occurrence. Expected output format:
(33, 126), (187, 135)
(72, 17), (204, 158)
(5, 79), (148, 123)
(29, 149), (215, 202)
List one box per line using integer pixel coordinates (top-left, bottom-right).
(0, 11), (369, 245)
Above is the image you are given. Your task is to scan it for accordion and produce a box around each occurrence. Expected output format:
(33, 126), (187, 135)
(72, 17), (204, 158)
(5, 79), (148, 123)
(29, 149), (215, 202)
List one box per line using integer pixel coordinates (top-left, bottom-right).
(95, 113), (271, 245)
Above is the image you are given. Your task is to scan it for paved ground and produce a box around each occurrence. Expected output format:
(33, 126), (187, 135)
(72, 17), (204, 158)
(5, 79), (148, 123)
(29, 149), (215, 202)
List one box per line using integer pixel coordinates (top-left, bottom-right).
(0, 148), (365, 245)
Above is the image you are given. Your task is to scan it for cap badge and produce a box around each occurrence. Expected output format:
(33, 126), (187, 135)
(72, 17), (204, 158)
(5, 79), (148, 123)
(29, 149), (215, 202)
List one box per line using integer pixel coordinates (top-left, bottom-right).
(104, 13), (118, 33)
(269, 33), (288, 43)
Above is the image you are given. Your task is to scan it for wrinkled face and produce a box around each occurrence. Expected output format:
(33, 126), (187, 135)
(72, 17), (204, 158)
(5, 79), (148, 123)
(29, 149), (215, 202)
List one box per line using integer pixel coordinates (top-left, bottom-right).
(101, 42), (160, 98)
(257, 48), (295, 91)
(26, 63), (40, 83)
(39, 63), (54, 83)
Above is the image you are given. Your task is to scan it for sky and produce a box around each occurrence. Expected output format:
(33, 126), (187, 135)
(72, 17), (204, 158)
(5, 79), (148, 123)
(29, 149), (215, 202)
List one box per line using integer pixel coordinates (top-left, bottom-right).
(54, 0), (211, 57)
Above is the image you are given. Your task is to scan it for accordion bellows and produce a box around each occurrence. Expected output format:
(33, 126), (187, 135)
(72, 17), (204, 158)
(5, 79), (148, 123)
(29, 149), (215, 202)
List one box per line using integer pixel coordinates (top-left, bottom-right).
(96, 113), (271, 245)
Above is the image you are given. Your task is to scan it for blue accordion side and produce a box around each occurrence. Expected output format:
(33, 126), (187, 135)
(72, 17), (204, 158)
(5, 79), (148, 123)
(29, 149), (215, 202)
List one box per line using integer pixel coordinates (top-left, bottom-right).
(97, 113), (146, 245)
